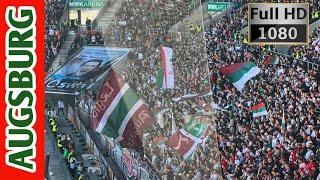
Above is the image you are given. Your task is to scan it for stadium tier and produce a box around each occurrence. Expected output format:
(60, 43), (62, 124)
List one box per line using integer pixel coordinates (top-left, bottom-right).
(44, 0), (320, 179)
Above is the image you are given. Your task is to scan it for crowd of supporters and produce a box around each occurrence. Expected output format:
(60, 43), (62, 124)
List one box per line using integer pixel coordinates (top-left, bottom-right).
(45, 0), (68, 72)
(290, 27), (320, 65)
(105, 0), (200, 47)
(68, 30), (105, 56)
(84, 0), (226, 179)
(206, 2), (320, 180)
(61, 0), (320, 179)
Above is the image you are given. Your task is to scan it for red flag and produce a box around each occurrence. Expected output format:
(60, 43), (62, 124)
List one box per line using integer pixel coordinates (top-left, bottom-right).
(166, 130), (200, 159)
(92, 69), (155, 150)
(119, 120), (143, 150)
(263, 54), (273, 65)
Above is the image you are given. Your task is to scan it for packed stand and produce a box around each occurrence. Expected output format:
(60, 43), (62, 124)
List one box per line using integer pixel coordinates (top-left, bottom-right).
(290, 27), (320, 65)
(123, 32), (221, 179)
(105, 0), (200, 47)
(206, 3), (320, 180)
(45, 0), (68, 73)
(68, 30), (104, 57)
(72, 0), (224, 178)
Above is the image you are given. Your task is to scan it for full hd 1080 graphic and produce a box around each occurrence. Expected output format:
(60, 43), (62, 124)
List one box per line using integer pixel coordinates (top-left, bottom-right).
(248, 3), (309, 44)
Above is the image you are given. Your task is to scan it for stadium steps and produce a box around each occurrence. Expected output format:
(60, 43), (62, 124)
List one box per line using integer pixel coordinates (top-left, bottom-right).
(45, 123), (73, 180)
(169, 5), (204, 33)
(93, 0), (124, 39)
(168, 4), (222, 34)
(49, 32), (77, 73)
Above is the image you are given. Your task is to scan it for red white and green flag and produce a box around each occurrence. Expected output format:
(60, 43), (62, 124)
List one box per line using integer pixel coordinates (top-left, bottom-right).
(156, 46), (174, 89)
(263, 54), (279, 65)
(184, 115), (208, 138)
(220, 62), (260, 92)
(249, 102), (268, 117)
(91, 70), (156, 149)
(166, 129), (201, 159)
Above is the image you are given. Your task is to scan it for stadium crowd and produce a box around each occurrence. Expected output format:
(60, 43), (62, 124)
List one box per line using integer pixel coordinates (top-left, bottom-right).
(105, 0), (200, 47)
(68, 0), (320, 179)
(123, 32), (222, 179)
(206, 3), (320, 180)
(68, 30), (105, 56)
(45, 0), (68, 72)
(73, 0), (225, 179)
(290, 27), (320, 65)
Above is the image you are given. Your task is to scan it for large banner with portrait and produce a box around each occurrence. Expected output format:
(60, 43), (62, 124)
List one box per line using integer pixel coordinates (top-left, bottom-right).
(45, 46), (131, 95)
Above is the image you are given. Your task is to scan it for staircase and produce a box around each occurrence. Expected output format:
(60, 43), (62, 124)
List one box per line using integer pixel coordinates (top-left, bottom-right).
(94, 0), (124, 38)
(49, 32), (76, 73)
(48, 0), (124, 74)
(169, 5), (205, 34)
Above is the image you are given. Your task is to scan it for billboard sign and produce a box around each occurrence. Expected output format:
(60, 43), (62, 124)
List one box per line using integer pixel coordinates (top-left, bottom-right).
(69, 0), (105, 9)
(207, 2), (232, 12)
(45, 46), (130, 95)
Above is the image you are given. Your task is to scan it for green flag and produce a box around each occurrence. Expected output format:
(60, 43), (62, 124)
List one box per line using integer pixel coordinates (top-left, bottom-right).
(184, 115), (208, 138)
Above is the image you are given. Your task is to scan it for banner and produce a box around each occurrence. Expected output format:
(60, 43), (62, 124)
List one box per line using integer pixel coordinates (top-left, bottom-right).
(122, 152), (138, 177)
(171, 93), (198, 102)
(166, 129), (200, 159)
(69, 0), (106, 9)
(1, 1), (45, 179)
(184, 115), (208, 138)
(45, 47), (130, 95)
(157, 46), (174, 89)
(68, 105), (76, 125)
(140, 166), (150, 180)
(154, 108), (169, 128)
(91, 70), (155, 150)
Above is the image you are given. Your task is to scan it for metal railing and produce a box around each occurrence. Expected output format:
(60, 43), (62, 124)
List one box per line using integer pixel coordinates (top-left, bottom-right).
(73, 108), (120, 180)
(45, 120), (73, 180)
(74, 97), (161, 180)
(274, 51), (320, 71)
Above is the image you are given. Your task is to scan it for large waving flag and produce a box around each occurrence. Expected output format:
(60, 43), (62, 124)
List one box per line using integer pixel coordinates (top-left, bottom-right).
(249, 102), (268, 117)
(156, 46), (174, 89)
(166, 129), (200, 159)
(263, 54), (279, 65)
(184, 115), (208, 138)
(220, 62), (260, 92)
(91, 69), (155, 149)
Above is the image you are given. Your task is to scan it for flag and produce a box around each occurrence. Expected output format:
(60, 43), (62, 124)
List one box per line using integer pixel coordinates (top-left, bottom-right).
(211, 102), (227, 112)
(249, 102), (268, 117)
(220, 62), (260, 92)
(153, 135), (165, 145)
(263, 54), (279, 65)
(91, 70), (155, 149)
(281, 109), (286, 129)
(154, 108), (169, 128)
(171, 113), (176, 135)
(171, 93), (198, 102)
(166, 129), (200, 159)
(184, 115), (208, 138)
(156, 67), (164, 88)
(156, 46), (174, 89)
(210, 72), (218, 85)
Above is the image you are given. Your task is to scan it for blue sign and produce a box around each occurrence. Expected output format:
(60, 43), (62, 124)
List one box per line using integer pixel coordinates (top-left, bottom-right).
(45, 47), (131, 95)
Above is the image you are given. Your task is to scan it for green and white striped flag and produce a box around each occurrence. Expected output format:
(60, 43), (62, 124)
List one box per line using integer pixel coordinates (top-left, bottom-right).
(91, 70), (156, 149)
(249, 102), (268, 118)
(184, 115), (208, 138)
(220, 62), (260, 92)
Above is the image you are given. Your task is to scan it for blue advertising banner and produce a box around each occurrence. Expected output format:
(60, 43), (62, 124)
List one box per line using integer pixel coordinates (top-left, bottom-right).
(45, 46), (131, 95)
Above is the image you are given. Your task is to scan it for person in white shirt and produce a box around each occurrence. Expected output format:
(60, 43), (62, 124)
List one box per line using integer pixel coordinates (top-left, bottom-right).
(57, 99), (65, 116)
